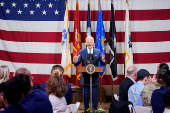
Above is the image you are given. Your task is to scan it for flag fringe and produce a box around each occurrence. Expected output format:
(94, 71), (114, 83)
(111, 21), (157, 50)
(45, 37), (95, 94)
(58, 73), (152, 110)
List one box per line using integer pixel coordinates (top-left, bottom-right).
(77, 74), (81, 80)
(100, 71), (105, 78)
(73, 46), (77, 62)
(63, 63), (72, 77)
(64, 72), (71, 78)
(123, 49), (130, 65)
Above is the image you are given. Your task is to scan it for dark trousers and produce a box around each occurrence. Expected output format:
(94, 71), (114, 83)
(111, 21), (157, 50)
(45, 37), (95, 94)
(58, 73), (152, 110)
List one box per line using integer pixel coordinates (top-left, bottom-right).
(83, 86), (98, 110)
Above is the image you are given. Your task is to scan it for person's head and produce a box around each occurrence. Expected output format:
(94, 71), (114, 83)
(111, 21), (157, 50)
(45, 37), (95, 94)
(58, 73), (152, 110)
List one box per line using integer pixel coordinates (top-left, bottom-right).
(51, 65), (64, 77)
(137, 69), (151, 85)
(0, 65), (10, 83)
(127, 66), (137, 80)
(14, 74), (32, 95)
(157, 63), (169, 72)
(162, 70), (170, 87)
(2, 74), (31, 107)
(156, 69), (167, 85)
(163, 90), (170, 109)
(15, 68), (33, 86)
(85, 36), (94, 49)
(46, 74), (67, 98)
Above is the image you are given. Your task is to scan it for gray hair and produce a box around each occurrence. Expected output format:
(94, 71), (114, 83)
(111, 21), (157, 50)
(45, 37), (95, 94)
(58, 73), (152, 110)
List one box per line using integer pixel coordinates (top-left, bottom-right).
(127, 66), (137, 76)
(85, 36), (94, 42)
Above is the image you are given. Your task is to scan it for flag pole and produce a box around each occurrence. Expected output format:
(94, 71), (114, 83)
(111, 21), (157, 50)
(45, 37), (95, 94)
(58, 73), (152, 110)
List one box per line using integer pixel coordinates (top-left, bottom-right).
(76, 0), (78, 86)
(111, 0), (114, 101)
(124, 0), (127, 78)
(98, 0), (102, 108)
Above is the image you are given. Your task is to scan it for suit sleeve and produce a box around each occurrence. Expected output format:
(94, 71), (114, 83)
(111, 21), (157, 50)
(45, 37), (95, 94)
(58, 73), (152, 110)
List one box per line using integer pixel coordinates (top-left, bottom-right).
(99, 51), (107, 66)
(74, 50), (82, 66)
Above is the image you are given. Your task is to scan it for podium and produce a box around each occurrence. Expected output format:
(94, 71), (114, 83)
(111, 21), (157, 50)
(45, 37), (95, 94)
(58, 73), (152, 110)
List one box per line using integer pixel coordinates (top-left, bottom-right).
(78, 64), (103, 108)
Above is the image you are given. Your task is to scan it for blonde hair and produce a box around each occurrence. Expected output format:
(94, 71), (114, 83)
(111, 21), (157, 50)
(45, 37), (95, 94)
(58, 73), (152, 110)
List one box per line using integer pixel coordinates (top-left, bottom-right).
(0, 65), (10, 83)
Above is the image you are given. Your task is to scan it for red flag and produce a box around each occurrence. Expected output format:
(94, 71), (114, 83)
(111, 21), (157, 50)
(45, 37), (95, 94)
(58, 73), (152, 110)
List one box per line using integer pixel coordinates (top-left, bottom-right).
(73, 2), (82, 81)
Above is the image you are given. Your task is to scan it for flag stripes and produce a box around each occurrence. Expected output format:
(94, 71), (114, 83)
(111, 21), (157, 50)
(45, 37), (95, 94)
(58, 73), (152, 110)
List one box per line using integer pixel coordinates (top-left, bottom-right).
(0, 0), (170, 86)
(1, 30), (170, 43)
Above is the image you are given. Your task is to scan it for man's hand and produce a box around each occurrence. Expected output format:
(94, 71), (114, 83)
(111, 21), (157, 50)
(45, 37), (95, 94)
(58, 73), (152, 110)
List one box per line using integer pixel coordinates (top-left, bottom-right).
(102, 53), (105, 61)
(74, 55), (80, 62)
(150, 74), (157, 83)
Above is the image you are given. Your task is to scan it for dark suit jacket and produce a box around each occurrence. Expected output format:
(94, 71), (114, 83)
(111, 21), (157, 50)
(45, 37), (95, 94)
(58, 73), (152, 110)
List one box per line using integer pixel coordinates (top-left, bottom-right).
(119, 77), (134, 101)
(65, 83), (73, 105)
(74, 47), (106, 86)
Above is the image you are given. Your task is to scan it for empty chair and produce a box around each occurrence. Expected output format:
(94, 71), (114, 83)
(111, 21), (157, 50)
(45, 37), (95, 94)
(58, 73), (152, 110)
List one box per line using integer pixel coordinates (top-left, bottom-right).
(129, 106), (153, 113)
(67, 102), (80, 113)
(57, 108), (70, 113)
(57, 102), (80, 113)
(128, 104), (133, 113)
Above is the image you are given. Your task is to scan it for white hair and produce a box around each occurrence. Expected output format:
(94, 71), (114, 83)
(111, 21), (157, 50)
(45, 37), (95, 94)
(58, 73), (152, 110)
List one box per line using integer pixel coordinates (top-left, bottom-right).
(86, 36), (94, 42)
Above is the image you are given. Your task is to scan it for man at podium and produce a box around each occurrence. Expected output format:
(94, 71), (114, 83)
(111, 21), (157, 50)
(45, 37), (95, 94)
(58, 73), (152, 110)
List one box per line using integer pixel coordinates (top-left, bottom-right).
(74, 36), (106, 110)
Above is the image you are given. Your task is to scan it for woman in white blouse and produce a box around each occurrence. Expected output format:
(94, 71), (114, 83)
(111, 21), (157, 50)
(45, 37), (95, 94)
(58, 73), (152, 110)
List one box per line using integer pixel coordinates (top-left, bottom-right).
(46, 72), (67, 112)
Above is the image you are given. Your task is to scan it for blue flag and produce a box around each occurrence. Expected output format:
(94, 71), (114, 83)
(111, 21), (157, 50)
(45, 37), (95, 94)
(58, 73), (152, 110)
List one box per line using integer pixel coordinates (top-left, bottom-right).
(95, 3), (106, 78)
(86, 2), (91, 36)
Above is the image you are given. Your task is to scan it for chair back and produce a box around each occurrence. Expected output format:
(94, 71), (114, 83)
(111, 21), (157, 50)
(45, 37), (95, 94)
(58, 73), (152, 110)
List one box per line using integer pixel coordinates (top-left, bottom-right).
(56, 108), (71, 113)
(67, 102), (80, 113)
(130, 106), (153, 113)
(128, 104), (133, 113)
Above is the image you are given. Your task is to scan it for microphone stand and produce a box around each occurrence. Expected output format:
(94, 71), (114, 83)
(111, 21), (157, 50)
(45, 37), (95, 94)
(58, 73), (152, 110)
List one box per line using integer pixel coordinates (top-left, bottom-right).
(87, 54), (93, 109)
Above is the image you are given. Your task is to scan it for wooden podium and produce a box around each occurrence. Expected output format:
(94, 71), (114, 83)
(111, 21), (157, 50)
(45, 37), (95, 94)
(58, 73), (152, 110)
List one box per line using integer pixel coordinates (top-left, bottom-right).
(78, 64), (103, 108)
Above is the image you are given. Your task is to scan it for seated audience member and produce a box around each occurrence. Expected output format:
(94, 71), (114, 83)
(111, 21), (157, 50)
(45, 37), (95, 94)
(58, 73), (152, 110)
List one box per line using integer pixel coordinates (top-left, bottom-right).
(0, 65), (10, 93)
(128, 69), (151, 106)
(151, 63), (169, 83)
(0, 66), (10, 108)
(163, 90), (170, 113)
(46, 73), (67, 112)
(151, 70), (170, 113)
(15, 68), (53, 113)
(142, 69), (167, 107)
(119, 66), (137, 101)
(40, 65), (73, 104)
(0, 74), (28, 113)
(157, 63), (169, 72)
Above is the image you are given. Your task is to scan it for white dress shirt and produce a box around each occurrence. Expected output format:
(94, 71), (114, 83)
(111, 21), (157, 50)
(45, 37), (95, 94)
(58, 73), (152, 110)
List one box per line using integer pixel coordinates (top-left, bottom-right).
(128, 81), (145, 106)
(87, 47), (93, 54)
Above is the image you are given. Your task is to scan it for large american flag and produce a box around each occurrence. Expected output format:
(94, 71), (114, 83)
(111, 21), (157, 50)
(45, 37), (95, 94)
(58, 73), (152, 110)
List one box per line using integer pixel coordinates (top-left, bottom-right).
(0, 0), (170, 95)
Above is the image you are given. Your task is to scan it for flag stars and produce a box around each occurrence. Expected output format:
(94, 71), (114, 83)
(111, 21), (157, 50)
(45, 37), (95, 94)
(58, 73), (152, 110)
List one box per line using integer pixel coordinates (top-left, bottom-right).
(54, 10), (59, 15)
(23, 3), (29, 8)
(29, 10), (35, 15)
(5, 9), (10, 14)
(0, 1), (5, 7)
(17, 9), (22, 14)
(48, 2), (53, 8)
(42, 10), (47, 15)
(35, 3), (41, 8)
(12, 2), (17, 7)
